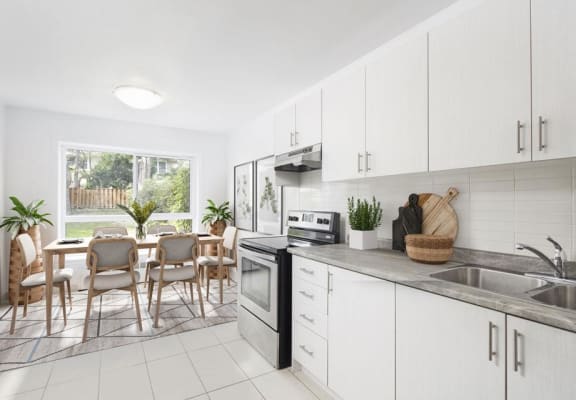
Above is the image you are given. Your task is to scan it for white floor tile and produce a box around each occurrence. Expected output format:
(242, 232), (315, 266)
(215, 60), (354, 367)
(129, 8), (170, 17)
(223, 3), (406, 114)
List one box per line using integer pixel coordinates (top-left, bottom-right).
(191, 395), (209, 400)
(43, 374), (98, 400)
(208, 381), (263, 400)
(223, 339), (274, 378)
(252, 370), (317, 400)
(142, 334), (185, 361)
(188, 345), (246, 392)
(0, 363), (52, 397)
(49, 351), (101, 385)
(0, 390), (44, 400)
(101, 342), (145, 370)
(177, 328), (219, 352)
(208, 322), (241, 344)
(99, 363), (153, 400)
(147, 354), (205, 400)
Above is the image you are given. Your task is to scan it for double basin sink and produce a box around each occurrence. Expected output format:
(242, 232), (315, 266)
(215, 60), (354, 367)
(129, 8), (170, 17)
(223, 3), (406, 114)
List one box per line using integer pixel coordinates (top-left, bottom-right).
(430, 266), (576, 311)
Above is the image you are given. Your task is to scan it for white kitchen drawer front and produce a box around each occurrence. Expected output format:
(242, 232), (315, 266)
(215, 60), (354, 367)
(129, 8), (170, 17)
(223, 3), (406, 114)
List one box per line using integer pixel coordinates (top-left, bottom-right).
(293, 321), (328, 385)
(294, 295), (328, 338)
(293, 256), (328, 288)
(293, 278), (328, 314)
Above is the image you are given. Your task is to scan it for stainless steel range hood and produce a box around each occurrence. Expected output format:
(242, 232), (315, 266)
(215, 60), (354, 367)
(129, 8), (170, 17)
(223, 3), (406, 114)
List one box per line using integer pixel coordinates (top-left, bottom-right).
(274, 143), (322, 172)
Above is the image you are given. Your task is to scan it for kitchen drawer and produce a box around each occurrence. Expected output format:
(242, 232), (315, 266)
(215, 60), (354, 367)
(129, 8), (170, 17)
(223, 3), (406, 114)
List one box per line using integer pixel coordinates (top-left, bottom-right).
(293, 278), (328, 314)
(293, 256), (328, 288)
(294, 296), (328, 339)
(293, 321), (328, 385)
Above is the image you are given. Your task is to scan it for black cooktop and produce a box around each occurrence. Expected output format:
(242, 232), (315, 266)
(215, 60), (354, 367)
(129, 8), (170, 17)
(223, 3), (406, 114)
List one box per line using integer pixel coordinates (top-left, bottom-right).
(240, 235), (316, 253)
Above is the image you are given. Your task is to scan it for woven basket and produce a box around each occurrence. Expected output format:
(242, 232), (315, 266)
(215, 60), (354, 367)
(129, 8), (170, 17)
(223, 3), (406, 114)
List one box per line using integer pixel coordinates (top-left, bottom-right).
(405, 234), (454, 264)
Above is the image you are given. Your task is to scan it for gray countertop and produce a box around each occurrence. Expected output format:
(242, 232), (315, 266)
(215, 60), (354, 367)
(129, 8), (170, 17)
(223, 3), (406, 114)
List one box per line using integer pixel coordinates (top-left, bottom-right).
(288, 244), (576, 333)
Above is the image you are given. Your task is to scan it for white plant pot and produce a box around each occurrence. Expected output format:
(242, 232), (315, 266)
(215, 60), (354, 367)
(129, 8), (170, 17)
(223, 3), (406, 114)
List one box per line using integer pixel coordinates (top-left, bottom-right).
(349, 229), (378, 250)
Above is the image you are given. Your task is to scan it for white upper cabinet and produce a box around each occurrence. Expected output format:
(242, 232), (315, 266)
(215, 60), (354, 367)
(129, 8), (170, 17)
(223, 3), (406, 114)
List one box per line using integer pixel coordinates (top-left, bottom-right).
(322, 67), (366, 182)
(274, 105), (296, 155)
(532, 0), (576, 160)
(429, 0), (532, 171)
(294, 89), (322, 149)
(366, 33), (428, 176)
(507, 316), (576, 400)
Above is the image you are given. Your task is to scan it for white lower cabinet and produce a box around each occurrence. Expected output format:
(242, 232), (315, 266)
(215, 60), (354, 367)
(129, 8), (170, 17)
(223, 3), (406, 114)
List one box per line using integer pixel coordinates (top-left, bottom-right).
(507, 315), (576, 400)
(327, 266), (395, 400)
(396, 285), (506, 400)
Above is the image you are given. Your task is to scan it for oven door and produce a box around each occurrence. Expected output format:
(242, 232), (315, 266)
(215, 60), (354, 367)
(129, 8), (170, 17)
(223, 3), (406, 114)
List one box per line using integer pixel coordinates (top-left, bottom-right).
(238, 246), (279, 331)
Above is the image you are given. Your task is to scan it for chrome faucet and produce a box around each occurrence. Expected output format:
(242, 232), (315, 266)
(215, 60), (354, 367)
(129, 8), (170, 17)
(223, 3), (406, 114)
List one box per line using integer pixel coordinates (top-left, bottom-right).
(516, 237), (567, 279)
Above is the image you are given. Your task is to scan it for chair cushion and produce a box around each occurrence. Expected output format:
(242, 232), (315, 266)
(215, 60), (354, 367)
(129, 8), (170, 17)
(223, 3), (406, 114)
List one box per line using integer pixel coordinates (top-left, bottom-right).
(197, 256), (236, 266)
(21, 268), (73, 287)
(83, 270), (140, 291)
(149, 266), (195, 282)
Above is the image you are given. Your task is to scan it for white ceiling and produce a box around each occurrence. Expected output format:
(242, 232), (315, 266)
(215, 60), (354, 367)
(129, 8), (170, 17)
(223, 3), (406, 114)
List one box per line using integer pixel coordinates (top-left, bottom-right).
(0, 0), (457, 133)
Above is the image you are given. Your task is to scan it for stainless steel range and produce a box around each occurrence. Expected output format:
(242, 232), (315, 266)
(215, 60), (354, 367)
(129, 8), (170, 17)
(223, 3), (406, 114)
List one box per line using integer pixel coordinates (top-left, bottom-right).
(238, 210), (340, 368)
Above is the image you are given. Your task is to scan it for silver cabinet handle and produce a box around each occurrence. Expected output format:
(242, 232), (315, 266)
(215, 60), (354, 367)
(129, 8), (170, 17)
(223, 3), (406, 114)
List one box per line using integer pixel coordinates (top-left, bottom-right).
(294, 131), (299, 146)
(298, 290), (314, 300)
(538, 116), (546, 151)
(328, 272), (334, 294)
(513, 329), (522, 372)
(299, 267), (314, 275)
(299, 313), (315, 324)
(365, 152), (372, 172)
(299, 344), (314, 357)
(516, 121), (525, 154)
(290, 132), (294, 146)
(488, 321), (497, 362)
(357, 153), (364, 173)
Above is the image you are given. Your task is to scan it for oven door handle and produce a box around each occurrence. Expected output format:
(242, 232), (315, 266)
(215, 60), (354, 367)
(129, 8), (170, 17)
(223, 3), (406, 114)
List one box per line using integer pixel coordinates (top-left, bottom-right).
(239, 247), (277, 264)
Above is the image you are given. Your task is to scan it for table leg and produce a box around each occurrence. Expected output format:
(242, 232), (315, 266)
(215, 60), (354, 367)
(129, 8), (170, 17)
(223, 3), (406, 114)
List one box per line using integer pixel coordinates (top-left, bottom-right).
(44, 250), (54, 336)
(58, 254), (65, 269)
(218, 241), (223, 304)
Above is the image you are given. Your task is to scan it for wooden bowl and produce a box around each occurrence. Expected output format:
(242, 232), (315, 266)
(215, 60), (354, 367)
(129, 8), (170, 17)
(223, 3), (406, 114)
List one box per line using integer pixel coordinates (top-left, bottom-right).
(405, 234), (454, 264)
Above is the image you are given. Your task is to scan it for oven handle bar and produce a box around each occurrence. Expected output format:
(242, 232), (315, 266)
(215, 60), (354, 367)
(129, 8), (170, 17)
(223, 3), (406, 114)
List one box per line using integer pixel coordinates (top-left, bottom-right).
(238, 246), (278, 264)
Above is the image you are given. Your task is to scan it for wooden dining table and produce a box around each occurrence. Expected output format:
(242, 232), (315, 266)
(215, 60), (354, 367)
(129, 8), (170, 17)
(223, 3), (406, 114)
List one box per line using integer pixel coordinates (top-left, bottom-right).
(42, 234), (225, 336)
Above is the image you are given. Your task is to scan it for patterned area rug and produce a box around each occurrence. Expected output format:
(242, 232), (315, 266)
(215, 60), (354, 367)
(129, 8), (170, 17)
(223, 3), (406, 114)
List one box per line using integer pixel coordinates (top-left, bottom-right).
(0, 280), (237, 371)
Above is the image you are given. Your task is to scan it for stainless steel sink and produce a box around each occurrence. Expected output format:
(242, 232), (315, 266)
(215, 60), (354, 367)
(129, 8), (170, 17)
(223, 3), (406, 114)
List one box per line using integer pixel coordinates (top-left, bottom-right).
(531, 285), (576, 311)
(430, 266), (549, 295)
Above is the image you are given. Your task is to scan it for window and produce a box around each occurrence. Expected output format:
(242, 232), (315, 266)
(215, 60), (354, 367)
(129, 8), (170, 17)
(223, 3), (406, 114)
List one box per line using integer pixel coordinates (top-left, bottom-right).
(62, 145), (195, 238)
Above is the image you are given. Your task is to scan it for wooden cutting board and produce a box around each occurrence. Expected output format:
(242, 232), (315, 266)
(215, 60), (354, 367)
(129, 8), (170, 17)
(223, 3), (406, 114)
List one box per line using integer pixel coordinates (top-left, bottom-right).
(405, 187), (459, 240)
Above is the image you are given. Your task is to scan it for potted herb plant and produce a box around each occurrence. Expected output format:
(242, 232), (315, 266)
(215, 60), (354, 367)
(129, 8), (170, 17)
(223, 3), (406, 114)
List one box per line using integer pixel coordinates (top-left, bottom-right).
(117, 200), (158, 240)
(347, 196), (383, 250)
(0, 196), (54, 304)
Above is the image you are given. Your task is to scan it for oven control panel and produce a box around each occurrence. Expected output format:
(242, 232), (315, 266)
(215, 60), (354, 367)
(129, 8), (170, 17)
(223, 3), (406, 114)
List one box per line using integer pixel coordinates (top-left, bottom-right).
(287, 210), (338, 232)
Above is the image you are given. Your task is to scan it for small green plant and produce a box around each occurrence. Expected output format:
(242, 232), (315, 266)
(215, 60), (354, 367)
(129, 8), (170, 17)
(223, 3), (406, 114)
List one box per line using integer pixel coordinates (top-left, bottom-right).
(201, 200), (233, 225)
(347, 196), (383, 231)
(0, 196), (53, 239)
(117, 200), (158, 239)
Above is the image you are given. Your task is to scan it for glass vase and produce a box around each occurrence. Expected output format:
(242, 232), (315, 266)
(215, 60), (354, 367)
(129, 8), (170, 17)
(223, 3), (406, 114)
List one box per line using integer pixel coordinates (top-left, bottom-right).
(136, 224), (146, 240)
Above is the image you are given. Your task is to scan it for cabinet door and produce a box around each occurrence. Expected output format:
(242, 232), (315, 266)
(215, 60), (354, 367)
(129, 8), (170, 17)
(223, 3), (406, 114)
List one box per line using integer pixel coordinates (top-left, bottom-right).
(366, 33), (428, 176)
(294, 89), (322, 149)
(327, 266), (395, 400)
(429, 0), (531, 170)
(274, 105), (295, 155)
(532, 0), (576, 160)
(396, 285), (505, 400)
(321, 67), (366, 182)
(507, 316), (576, 400)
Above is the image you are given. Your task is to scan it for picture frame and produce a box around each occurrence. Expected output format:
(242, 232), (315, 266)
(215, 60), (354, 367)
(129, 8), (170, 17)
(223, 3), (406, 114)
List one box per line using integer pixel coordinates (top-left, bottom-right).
(255, 155), (283, 235)
(234, 161), (254, 231)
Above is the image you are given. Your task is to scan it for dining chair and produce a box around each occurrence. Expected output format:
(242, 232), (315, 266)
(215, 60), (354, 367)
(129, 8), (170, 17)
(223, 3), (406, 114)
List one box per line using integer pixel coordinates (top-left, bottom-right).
(198, 226), (238, 299)
(83, 237), (142, 342)
(10, 233), (73, 334)
(92, 226), (128, 237)
(147, 234), (205, 328)
(144, 224), (178, 285)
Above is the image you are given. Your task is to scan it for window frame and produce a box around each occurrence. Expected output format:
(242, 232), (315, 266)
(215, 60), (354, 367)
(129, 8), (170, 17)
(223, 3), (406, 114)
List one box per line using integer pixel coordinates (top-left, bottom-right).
(58, 142), (198, 238)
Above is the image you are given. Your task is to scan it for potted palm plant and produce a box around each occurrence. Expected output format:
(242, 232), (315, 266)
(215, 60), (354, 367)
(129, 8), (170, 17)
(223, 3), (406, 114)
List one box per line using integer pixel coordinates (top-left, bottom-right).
(117, 200), (158, 240)
(347, 196), (383, 250)
(0, 196), (54, 304)
(202, 200), (233, 255)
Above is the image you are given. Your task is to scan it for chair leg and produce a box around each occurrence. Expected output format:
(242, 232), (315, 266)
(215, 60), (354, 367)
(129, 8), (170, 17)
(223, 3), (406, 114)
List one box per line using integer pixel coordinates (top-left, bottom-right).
(206, 275), (210, 300)
(58, 284), (67, 326)
(132, 285), (143, 331)
(23, 289), (29, 318)
(10, 286), (20, 335)
(82, 287), (94, 343)
(227, 266), (231, 286)
(189, 281), (194, 304)
(196, 281), (205, 319)
(154, 283), (163, 328)
(147, 280), (154, 312)
(66, 280), (72, 312)
(144, 263), (150, 288)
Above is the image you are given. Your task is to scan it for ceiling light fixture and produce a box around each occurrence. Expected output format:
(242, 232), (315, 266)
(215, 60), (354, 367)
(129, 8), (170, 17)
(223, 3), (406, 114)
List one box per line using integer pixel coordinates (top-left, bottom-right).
(114, 85), (163, 110)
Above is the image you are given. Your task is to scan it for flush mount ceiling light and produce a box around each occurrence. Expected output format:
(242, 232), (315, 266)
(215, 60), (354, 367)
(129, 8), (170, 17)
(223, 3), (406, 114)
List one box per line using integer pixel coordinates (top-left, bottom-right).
(114, 86), (163, 110)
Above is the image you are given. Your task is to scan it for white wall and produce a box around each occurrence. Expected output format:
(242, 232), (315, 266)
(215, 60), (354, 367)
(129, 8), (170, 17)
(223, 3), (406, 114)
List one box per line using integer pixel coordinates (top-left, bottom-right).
(0, 104), (6, 300)
(2, 107), (228, 300)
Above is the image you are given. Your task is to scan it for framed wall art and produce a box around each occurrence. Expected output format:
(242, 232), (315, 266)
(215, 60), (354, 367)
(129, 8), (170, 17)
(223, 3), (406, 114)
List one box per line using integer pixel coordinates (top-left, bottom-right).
(255, 155), (283, 235)
(234, 161), (254, 231)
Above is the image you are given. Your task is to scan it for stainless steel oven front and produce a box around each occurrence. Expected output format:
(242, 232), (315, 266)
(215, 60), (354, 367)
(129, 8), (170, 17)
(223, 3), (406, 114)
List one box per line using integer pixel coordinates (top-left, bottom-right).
(238, 246), (279, 331)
